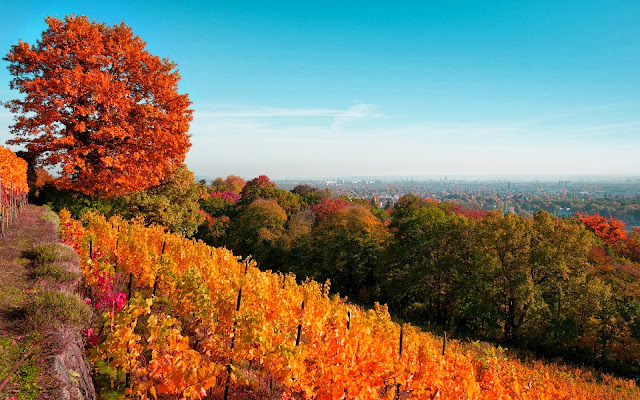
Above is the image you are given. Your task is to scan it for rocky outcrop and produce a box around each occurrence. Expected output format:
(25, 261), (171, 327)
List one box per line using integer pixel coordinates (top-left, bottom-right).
(43, 242), (96, 400)
(50, 242), (96, 400)
(49, 329), (96, 400)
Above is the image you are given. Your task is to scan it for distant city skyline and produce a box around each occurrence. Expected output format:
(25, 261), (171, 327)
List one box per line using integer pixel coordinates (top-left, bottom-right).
(2, 1), (639, 179)
(198, 174), (640, 185)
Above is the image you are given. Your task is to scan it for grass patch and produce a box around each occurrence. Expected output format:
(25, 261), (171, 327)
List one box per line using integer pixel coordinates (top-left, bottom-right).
(40, 205), (60, 232)
(0, 334), (41, 400)
(0, 283), (28, 307)
(25, 244), (59, 265)
(13, 362), (41, 399)
(34, 264), (78, 283)
(26, 244), (76, 266)
(25, 291), (91, 331)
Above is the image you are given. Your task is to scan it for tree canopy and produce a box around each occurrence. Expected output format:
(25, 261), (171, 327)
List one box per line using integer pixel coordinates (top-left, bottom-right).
(4, 15), (192, 196)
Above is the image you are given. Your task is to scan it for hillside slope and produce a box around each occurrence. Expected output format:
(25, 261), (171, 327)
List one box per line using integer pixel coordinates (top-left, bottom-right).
(63, 211), (640, 400)
(0, 205), (95, 400)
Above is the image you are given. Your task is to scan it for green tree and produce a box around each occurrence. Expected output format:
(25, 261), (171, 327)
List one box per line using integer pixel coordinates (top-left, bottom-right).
(476, 211), (535, 343)
(379, 197), (476, 332)
(37, 164), (206, 235)
(229, 198), (288, 267)
(291, 184), (334, 207)
(526, 211), (595, 350)
(121, 165), (206, 235)
(309, 204), (388, 301)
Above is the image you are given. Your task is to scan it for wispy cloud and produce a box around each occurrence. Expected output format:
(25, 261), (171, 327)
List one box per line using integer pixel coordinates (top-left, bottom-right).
(331, 103), (383, 129)
(193, 103), (385, 133)
(584, 120), (640, 130)
(198, 107), (341, 117)
(195, 103), (384, 119)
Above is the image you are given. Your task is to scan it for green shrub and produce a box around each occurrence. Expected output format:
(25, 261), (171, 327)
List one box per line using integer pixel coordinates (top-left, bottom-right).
(35, 183), (120, 217)
(40, 205), (61, 232)
(27, 244), (76, 265)
(52, 244), (77, 263)
(34, 264), (77, 282)
(25, 291), (91, 331)
(27, 244), (59, 264)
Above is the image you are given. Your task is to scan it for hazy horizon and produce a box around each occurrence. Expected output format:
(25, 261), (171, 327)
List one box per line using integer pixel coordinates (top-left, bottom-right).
(2, 1), (639, 179)
(196, 173), (640, 184)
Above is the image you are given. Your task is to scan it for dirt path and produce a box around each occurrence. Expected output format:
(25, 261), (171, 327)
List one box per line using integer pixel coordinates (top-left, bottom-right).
(0, 205), (69, 399)
(0, 205), (59, 334)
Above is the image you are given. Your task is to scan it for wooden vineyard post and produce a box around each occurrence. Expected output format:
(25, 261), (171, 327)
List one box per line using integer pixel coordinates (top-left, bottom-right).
(10, 183), (14, 225)
(442, 331), (447, 356)
(128, 273), (134, 300)
(84, 238), (93, 300)
(125, 349), (130, 389)
(113, 226), (119, 274)
(344, 310), (352, 398)
(295, 298), (305, 347)
(396, 325), (404, 400)
(224, 286), (243, 400)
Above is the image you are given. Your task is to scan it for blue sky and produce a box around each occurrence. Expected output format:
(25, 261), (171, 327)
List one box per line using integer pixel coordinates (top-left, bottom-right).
(1, 1), (639, 179)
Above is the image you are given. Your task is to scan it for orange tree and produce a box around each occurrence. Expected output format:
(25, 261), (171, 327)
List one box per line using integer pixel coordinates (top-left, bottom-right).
(4, 15), (192, 196)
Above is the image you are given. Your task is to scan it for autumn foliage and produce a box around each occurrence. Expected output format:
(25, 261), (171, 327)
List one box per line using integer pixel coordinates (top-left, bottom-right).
(576, 212), (628, 247)
(60, 211), (639, 399)
(577, 212), (640, 261)
(3, 15), (192, 196)
(311, 197), (349, 222)
(0, 145), (28, 199)
(0, 146), (28, 231)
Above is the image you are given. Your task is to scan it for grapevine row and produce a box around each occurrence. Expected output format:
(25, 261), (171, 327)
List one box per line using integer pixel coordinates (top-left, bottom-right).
(0, 145), (28, 235)
(60, 211), (639, 399)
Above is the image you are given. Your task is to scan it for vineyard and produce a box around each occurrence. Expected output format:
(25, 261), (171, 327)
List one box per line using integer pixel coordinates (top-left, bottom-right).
(0, 145), (28, 235)
(60, 210), (640, 400)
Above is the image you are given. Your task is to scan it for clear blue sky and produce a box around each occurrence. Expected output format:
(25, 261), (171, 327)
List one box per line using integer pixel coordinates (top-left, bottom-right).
(1, 1), (639, 179)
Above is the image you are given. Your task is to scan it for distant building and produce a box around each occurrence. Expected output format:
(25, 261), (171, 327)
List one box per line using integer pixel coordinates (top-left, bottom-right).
(557, 207), (573, 218)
